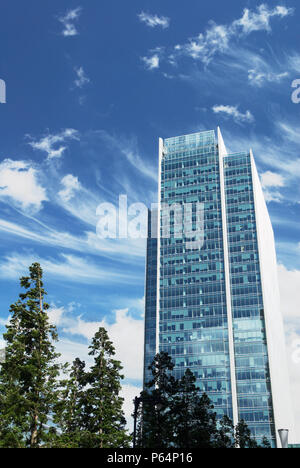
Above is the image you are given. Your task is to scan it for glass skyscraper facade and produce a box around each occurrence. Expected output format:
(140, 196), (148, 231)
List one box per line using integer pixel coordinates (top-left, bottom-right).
(144, 209), (158, 385)
(224, 152), (274, 441)
(143, 128), (295, 448)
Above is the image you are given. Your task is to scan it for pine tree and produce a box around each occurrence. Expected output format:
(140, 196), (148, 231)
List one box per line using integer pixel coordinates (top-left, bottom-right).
(235, 419), (258, 448)
(50, 358), (88, 448)
(0, 263), (61, 448)
(172, 369), (218, 448)
(81, 327), (130, 448)
(214, 415), (235, 448)
(138, 354), (219, 448)
(135, 352), (269, 449)
(139, 352), (178, 448)
(260, 436), (271, 448)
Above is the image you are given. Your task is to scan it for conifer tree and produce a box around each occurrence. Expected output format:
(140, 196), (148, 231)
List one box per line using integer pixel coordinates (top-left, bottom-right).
(173, 369), (218, 448)
(0, 263), (61, 448)
(50, 358), (88, 448)
(235, 419), (258, 448)
(213, 415), (235, 448)
(140, 352), (178, 448)
(81, 327), (130, 448)
(260, 436), (271, 448)
(135, 352), (268, 449)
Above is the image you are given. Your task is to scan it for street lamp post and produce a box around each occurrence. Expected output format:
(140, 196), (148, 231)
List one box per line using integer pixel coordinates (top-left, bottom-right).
(278, 429), (289, 449)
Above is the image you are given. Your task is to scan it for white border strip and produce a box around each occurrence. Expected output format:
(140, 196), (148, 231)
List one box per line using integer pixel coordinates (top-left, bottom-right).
(217, 127), (239, 426)
(156, 138), (163, 354)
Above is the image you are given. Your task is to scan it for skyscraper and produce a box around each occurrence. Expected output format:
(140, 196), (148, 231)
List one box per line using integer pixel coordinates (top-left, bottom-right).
(143, 128), (295, 448)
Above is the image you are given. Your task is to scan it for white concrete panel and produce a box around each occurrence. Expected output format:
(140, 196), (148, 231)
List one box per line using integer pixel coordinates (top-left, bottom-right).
(156, 138), (163, 354)
(218, 127), (239, 426)
(250, 151), (296, 446)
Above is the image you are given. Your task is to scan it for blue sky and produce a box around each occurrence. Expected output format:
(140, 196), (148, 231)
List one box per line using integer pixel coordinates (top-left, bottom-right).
(0, 0), (299, 436)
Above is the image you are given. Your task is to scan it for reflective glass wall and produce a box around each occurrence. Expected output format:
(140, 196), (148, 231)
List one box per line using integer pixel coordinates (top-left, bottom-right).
(224, 152), (276, 446)
(158, 131), (233, 419)
(144, 131), (277, 446)
(143, 210), (158, 386)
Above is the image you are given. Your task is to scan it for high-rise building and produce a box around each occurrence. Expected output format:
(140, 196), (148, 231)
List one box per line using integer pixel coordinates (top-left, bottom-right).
(143, 128), (295, 448)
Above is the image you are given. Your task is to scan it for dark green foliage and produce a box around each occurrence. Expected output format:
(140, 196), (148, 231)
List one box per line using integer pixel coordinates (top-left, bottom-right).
(48, 358), (87, 448)
(0, 264), (273, 449)
(260, 436), (272, 448)
(0, 264), (131, 448)
(135, 352), (268, 449)
(0, 263), (61, 448)
(235, 419), (258, 448)
(137, 353), (220, 448)
(55, 358), (86, 433)
(81, 328), (130, 448)
(138, 352), (178, 448)
(214, 415), (235, 448)
(172, 369), (218, 449)
(50, 328), (131, 448)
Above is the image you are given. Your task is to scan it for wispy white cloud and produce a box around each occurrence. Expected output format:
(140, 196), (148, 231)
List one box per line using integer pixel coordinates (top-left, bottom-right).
(0, 315), (9, 327)
(58, 174), (81, 202)
(58, 7), (82, 37)
(174, 22), (230, 64)
(0, 152), (148, 260)
(248, 69), (289, 87)
(0, 252), (141, 285)
(138, 11), (170, 29)
(288, 53), (300, 73)
(0, 218), (145, 259)
(212, 104), (254, 123)
(57, 186), (99, 227)
(261, 171), (285, 188)
(141, 54), (160, 70)
(0, 159), (47, 213)
(147, 4), (293, 68)
(174, 41), (293, 100)
(232, 4), (293, 35)
(74, 66), (90, 88)
(222, 121), (300, 182)
(263, 190), (284, 204)
(279, 264), (300, 323)
(277, 122), (300, 145)
(261, 170), (285, 203)
(28, 129), (79, 160)
(94, 130), (157, 181)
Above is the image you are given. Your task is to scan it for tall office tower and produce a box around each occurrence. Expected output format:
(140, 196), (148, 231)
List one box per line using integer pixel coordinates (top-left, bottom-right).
(143, 128), (295, 447)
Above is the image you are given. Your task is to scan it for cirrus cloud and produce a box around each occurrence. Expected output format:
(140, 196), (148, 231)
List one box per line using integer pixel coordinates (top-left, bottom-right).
(28, 129), (79, 160)
(212, 104), (254, 123)
(145, 4), (294, 69)
(58, 7), (82, 37)
(74, 66), (90, 89)
(138, 11), (170, 29)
